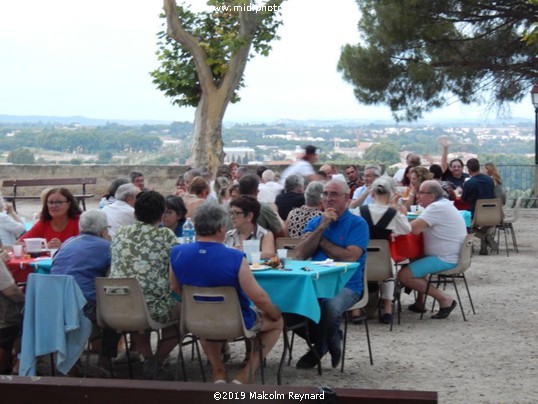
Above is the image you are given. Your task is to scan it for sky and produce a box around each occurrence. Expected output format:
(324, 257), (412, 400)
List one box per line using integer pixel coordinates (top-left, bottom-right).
(0, 0), (533, 124)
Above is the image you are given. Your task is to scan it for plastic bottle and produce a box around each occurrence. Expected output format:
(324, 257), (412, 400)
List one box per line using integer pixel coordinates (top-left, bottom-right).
(182, 218), (195, 243)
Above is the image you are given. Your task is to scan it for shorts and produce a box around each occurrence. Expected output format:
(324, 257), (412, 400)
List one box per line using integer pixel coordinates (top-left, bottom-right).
(248, 307), (263, 332)
(409, 256), (457, 278)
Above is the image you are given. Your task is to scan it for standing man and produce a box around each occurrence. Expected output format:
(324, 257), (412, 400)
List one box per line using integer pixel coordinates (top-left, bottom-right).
(461, 158), (496, 254)
(293, 179), (369, 369)
(349, 165), (381, 208)
(280, 145), (321, 185)
(393, 153), (421, 184)
(398, 180), (466, 319)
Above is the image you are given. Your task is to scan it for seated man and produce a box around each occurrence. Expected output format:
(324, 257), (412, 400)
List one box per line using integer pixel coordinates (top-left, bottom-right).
(0, 260), (25, 374)
(294, 179), (369, 369)
(398, 180), (467, 319)
(51, 209), (118, 371)
(102, 183), (140, 238)
(170, 203), (283, 384)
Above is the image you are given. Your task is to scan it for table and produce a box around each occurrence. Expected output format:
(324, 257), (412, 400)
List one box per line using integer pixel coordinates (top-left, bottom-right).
(6, 257), (52, 284)
(252, 260), (358, 323)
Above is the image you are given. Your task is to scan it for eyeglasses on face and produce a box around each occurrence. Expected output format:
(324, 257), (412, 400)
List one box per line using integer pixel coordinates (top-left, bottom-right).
(47, 200), (69, 206)
(229, 211), (246, 217)
(163, 210), (176, 215)
(322, 191), (345, 198)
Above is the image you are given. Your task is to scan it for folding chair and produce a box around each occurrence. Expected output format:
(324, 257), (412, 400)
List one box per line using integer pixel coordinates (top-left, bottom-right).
(473, 198), (507, 256)
(496, 196), (521, 254)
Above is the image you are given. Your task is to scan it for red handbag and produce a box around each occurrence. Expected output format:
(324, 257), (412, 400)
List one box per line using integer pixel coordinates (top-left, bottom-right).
(389, 233), (424, 262)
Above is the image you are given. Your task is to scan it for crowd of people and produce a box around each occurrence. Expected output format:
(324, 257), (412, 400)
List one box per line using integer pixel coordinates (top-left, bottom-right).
(0, 142), (507, 382)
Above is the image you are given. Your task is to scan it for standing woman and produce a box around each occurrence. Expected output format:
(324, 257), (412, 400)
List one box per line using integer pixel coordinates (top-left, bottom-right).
(18, 188), (81, 249)
(161, 195), (188, 237)
(484, 162), (506, 204)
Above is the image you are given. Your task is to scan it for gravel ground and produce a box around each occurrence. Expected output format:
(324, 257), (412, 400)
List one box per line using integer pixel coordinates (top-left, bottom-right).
(15, 202), (538, 403)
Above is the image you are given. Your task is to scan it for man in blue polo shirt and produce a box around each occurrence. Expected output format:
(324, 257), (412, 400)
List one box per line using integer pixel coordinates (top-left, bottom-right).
(294, 179), (369, 369)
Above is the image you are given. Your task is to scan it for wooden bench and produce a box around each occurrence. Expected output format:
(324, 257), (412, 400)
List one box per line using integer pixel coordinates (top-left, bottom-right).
(2, 178), (97, 212)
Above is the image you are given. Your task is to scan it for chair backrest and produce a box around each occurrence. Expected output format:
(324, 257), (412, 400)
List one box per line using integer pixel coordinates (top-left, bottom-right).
(346, 265), (369, 312)
(95, 277), (163, 333)
(181, 285), (253, 341)
(275, 237), (301, 259)
(364, 239), (392, 283)
(473, 198), (503, 227)
(439, 234), (474, 276)
(503, 196), (522, 224)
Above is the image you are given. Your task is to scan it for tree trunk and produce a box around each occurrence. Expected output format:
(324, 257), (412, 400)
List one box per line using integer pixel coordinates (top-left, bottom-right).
(190, 91), (227, 174)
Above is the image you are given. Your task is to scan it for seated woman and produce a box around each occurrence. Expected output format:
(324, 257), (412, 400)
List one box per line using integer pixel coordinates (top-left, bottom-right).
(98, 178), (129, 209)
(109, 191), (179, 380)
(224, 195), (275, 260)
(404, 166), (434, 211)
(170, 203), (283, 384)
(0, 198), (26, 246)
(161, 195), (187, 237)
(18, 188), (82, 249)
(0, 260), (25, 374)
(484, 162), (506, 204)
(286, 181), (324, 238)
(351, 177), (411, 324)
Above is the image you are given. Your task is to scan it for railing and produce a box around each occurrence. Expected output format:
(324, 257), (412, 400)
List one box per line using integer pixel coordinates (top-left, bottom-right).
(497, 164), (538, 208)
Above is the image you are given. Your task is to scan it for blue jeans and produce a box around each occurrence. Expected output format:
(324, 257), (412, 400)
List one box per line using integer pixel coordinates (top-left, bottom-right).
(315, 287), (361, 357)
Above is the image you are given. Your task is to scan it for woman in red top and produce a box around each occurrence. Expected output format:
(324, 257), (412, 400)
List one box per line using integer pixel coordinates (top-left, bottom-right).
(18, 188), (81, 249)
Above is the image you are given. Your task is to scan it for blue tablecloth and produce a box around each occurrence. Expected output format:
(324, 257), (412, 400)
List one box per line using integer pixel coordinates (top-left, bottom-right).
(253, 260), (358, 323)
(29, 258), (52, 274)
(407, 210), (472, 227)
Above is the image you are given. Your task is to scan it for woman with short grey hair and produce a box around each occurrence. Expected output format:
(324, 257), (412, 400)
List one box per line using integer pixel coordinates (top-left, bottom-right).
(285, 181), (324, 238)
(275, 174), (306, 221)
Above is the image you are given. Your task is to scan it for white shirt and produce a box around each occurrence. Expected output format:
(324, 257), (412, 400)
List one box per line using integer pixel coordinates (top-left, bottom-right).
(279, 160), (315, 184)
(393, 168), (406, 183)
(102, 200), (136, 238)
(352, 185), (374, 206)
(419, 198), (467, 263)
(0, 212), (26, 245)
(258, 181), (283, 203)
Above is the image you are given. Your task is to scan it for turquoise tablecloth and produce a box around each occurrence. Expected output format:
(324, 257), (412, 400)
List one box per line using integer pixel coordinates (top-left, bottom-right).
(407, 210), (472, 227)
(253, 260), (358, 323)
(30, 257), (358, 323)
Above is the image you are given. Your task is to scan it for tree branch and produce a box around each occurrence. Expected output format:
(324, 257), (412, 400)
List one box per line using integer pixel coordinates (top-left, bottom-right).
(163, 0), (216, 94)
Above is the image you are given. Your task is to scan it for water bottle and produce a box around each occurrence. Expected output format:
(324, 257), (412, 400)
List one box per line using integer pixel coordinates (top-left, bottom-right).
(182, 218), (195, 244)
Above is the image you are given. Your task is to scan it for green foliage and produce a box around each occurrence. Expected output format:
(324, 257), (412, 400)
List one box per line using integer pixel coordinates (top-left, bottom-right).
(7, 148), (35, 164)
(338, 0), (538, 121)
(362, 143), (401, 166)
(151, 1), (283, 107)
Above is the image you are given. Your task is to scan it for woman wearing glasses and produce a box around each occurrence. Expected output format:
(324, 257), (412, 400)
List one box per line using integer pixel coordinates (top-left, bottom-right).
(18, 188), (81, 249)
(224, 195), (275, 260)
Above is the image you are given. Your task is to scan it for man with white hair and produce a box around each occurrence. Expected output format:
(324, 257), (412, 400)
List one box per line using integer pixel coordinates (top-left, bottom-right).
(102, 183), (140, 238)
(258, 169), (283, 203)
(349, 165), (381, 208)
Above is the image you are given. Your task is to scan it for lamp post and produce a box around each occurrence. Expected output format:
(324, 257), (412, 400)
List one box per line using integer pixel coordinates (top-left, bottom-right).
(532, 84), (538, 166)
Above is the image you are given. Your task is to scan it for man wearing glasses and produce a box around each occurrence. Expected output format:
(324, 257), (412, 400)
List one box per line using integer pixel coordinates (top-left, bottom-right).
(293, 180), (369, 369)
(397, 180), (467, 319)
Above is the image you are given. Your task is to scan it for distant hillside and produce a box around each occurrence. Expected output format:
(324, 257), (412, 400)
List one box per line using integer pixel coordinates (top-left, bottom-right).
(0, 114), (173, 126)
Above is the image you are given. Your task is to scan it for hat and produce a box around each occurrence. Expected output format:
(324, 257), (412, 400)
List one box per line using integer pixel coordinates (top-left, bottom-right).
(305, 145), (318, 155)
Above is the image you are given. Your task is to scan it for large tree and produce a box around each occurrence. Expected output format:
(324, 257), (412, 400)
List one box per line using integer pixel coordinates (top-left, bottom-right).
(151, 0), (284, 173)
(338, 0), (538, 121)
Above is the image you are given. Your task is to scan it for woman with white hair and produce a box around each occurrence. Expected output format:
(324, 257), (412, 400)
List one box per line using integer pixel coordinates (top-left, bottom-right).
(0, 197), (26, 245)
(351, 176), (411, 324)
(286, 181), (324, 238)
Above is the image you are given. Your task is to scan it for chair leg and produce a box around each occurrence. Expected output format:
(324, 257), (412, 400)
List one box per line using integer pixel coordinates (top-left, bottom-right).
(364, 318), (373, 366)
(461, 274), (476, 315)
(123, 333), (133, 379)
(421, 274), (433, 320)
(508, 224), (519, 253)
(340, 315), (348, 372)
(451, 276), (466, 321)
(503, 226), (509, 257)
(277, 330), (290, 385)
